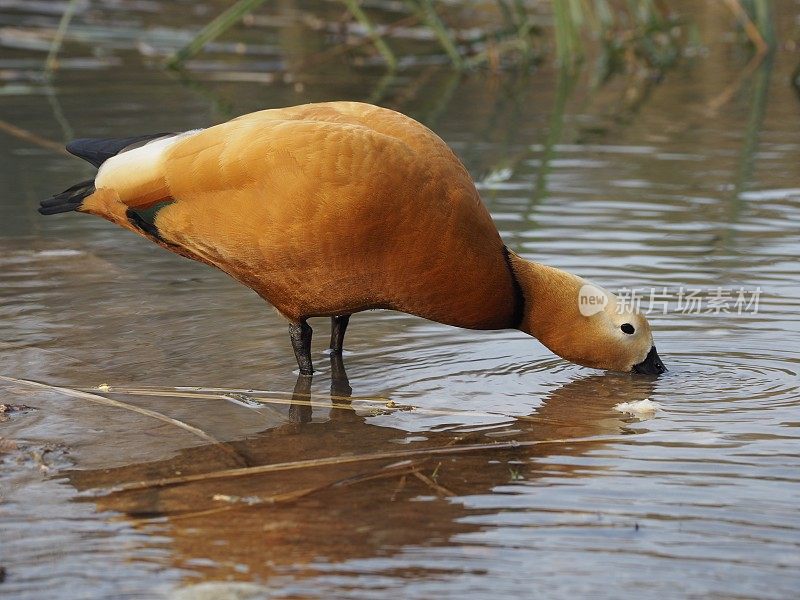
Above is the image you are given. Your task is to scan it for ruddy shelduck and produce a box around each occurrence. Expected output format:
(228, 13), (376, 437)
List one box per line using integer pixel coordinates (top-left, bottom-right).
(40, 102), (666, 376)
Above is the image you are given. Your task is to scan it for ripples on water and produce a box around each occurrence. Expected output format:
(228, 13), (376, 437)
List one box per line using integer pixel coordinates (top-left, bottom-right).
(1, 2), (800, 599)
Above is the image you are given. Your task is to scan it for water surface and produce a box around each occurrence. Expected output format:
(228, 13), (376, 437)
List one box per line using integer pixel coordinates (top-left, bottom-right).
(1, 2), (799, 598)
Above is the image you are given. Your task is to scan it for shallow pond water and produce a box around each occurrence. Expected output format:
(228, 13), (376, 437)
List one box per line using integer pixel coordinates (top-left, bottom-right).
(1, 2), (800, 598)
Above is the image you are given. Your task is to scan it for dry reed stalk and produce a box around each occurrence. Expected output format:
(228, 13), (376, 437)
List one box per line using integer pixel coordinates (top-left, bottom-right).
(706, 50), (766, 114)
(706, 0), (772, 115)
(721, 0), (769, 56)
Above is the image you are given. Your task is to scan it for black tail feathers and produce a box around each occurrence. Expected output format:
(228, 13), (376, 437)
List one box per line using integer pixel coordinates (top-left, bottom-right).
(39, 179), (96, 215)
(40, 132), (175, 216)
(66, 133), (174, 168)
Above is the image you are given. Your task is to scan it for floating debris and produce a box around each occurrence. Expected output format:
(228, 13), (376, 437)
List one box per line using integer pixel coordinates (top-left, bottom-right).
(0, 403), (36, 422)
(614, 399), (660, 419)
(212, 493), (263, 506)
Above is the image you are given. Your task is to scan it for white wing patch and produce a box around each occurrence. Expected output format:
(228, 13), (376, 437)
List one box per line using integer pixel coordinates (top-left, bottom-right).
(95, 129), (203, 193)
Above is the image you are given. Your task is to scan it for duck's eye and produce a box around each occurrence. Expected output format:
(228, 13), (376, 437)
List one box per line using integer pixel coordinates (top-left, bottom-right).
(621, 323), (635, 335)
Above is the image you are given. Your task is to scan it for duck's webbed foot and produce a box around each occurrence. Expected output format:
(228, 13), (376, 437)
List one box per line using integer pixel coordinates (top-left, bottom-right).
(289, 319), (314, 375)
(329, 314), (351, 354)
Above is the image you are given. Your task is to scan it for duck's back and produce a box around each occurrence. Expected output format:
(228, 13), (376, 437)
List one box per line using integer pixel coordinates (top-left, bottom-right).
(109, 102), (519, 329)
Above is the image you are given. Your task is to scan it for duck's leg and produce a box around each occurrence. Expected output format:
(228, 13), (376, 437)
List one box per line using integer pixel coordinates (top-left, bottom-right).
(289, 319), (314, 375)
(329, 314), (351, 354)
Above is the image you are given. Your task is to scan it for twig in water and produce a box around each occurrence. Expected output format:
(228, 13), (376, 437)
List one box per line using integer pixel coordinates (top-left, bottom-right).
(413, 469), (454, 497)
(0, 375), (245, 465)
(94, 434), (622, 494)
(390, 474), (407, 501)
(135, 460), (422, 522)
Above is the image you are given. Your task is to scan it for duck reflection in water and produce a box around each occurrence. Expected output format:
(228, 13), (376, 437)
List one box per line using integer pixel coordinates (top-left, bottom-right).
(68, 355), (658, 586)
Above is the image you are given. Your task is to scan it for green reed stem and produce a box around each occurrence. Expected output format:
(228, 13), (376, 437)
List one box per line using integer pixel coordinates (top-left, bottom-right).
(166, 0), (268, 69)
(750, 0), (774, 47)
(342, 0), (398, 71)
(553, 0), (579, 65)
(404, 0), (464, 69)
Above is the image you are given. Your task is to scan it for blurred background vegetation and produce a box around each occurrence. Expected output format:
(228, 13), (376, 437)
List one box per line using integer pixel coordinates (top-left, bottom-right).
(2, 1), (788, 93)
(161, 0), (775, 75)
(1, 0), (796, 227)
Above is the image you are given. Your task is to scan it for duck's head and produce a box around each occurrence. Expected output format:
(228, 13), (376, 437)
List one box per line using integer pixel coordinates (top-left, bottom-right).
(508, 254), (667, 375)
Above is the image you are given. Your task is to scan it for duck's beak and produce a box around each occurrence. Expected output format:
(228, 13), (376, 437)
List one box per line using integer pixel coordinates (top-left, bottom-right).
(632, 346), (667, 375)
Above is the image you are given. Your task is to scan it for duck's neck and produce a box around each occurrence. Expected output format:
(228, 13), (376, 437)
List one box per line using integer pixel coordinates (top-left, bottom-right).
(505, 250), (586, 342)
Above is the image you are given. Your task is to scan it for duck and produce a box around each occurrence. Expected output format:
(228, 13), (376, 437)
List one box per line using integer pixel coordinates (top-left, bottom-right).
(39, 101), (666, 376)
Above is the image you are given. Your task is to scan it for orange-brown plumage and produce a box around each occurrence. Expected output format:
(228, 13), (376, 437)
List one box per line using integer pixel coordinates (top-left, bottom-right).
(83, 102), (517, 328)
(43, 101), (666, 376)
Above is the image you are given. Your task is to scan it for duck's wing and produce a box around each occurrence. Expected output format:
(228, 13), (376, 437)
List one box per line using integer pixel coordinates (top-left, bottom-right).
(74, 114), (425, 263)
(66, 133), (176, 168)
